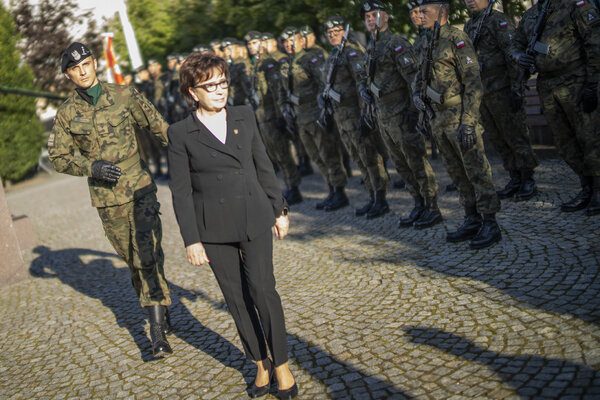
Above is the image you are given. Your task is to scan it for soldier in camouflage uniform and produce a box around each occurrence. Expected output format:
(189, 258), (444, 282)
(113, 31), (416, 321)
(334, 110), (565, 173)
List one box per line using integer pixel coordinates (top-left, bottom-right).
(413, 0), (502, 248)
(222, 38), (253, 106)
(279, 26), (350, 211)
(464, 0), (539, 202)
(48, 43), (172, 358)
(361, 0), (441, 227)
(511, 0), (600, 216)
(245, 30), (303, 205)
(320, 16), (389, 218)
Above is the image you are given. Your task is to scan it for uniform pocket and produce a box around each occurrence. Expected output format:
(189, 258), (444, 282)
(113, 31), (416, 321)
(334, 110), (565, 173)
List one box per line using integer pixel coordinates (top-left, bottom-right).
(69, 120), (95, 152)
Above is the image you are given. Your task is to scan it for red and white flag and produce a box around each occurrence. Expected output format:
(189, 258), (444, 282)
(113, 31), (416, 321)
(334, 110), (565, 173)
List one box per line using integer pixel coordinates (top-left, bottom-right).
(102, 33), (124, 85)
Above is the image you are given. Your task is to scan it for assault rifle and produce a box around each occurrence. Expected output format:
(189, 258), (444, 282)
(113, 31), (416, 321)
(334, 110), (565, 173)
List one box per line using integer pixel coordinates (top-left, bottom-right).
(470, 0), (496, 50)
(317, 24), (350, 131)
(361, 11), (381, 132)
(515, 0), (552, 100)
(416, 5), (443, 139)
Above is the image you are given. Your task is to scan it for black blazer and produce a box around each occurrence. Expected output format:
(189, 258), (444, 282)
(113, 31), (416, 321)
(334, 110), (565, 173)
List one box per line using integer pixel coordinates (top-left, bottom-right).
(168, 105), (286, 246)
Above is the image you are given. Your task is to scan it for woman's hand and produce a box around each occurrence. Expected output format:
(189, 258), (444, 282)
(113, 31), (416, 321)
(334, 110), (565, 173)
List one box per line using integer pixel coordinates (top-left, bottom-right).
(273, 215), (289, 240)
(186, 242), (209, 266)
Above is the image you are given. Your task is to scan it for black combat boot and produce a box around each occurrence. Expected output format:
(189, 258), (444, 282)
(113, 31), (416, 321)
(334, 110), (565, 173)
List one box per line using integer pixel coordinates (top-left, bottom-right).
(164, 306), (172, 335)
(446, 206), (482, 243)
(514, 169), (537, 202)
(324, 186), (350, 211)
(366, 190), (390, 219)
(146, 305), (173, 358)
(298, 157), (313, 176)
(586, 176), (600, 216)
(284, 186), (303, 205)
(413, 196), (443, 229)
(561, 176), (593, 212)
(355, 191), (375, 216)
(497, 170), (521, 199)
(316, 185), (334, 209)
(399, 196), (425, 227)
(469, 213), (502, 249)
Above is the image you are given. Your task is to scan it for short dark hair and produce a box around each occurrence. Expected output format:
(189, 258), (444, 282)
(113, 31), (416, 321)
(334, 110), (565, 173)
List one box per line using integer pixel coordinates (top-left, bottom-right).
(179, 53), (230, 110)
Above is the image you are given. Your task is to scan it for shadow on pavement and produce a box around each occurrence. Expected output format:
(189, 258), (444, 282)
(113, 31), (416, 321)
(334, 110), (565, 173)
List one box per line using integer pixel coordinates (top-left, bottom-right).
(403, 326), (599, 398)
(29, 245), (247, 374)
(186, 286), (413, 399)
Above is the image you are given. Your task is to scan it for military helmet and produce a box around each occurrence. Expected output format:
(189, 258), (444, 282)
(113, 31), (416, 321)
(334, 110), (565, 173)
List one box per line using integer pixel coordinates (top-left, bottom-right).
(324, 16), (346, 30)
(417, 0), (449, 5)
(244, 30), (262, 42)
(221, 37), (237, 48)
(406, 0), (420, 10)
(299, 25), (314, 36)
(167, 53), (179, 61)
(261, 32), (275, 41)
(360, 0), (387, 19)
(280, 26), (297, 40)
(192, 44), (211, 53)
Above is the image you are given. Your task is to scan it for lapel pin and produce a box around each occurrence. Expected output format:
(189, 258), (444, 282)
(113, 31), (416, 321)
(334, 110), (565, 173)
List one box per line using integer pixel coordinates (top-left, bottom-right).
(234, 129), (239, 135)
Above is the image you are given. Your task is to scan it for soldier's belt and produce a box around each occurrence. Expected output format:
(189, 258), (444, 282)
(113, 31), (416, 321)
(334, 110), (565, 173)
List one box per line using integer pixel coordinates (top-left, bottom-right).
(116, 153), (141, 171)
(370, 82), (381, 98)
(289, 94), (300, 106)
(538, 59), (585, 80)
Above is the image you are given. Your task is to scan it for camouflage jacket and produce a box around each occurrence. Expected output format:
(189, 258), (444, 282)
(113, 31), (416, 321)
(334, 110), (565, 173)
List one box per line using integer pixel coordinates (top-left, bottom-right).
(321, 42), (368, 111)
(48, 82), (169, 208)
(279, 46), (327, 125)
(252, 51), (285, 121)
(511, 0), (600, 84)
(229, 57), (252, 106)
(413, 24), (484, 127)
(365, 29), (419, 116)
(464, 9), (517, 93)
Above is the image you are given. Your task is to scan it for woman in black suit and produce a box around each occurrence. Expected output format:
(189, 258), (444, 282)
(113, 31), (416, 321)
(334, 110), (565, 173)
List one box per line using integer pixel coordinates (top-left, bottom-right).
(167, 53), (297, 399)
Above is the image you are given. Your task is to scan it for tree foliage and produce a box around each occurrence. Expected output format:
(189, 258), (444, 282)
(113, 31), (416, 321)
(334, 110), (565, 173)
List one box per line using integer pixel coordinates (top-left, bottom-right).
(0, 3), (44, 183)
(109, 0), (531, 69)
(10, 0), (102, 96)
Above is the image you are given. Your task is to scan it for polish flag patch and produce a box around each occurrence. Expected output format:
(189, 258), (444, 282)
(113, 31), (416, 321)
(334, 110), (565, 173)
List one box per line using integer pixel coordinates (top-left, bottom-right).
(267, 63), (274, 69)
(576, 0), (585, 6)
(499, 21), (508, 28)
(456, 41), (465, 49)
(349, 51), (358, 57)
(311, 57), (318, 63)
(395, 45), (404, 53)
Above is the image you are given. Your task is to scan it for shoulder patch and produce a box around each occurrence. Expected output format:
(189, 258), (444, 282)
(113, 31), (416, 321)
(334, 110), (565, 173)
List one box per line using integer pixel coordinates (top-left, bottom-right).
(349, 51), (358, 57)
(576, 0), (585, 6)
(456, 41), (466, 49)
(589, 12), (596, 21)
(394, 45), (404, 53)
(279, 58), (287, 64)
(311, 57), (318, 64)
(465, 56), (474, 65)
(499, 21), (508, 28)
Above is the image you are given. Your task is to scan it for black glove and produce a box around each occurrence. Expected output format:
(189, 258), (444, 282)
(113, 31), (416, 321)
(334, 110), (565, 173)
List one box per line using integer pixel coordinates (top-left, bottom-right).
(512, 52), (535, 70)
(510, 89), (524, 113)
(403, 109), (418, 132)
(359, 87), (374, 107)
(91, 160), (121, 183)
(457, 124), (476, 151)
(413, 92), (425, 112)
(580, 81), (598, 113)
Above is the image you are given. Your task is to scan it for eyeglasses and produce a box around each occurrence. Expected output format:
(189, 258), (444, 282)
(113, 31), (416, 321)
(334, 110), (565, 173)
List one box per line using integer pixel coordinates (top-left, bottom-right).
(194, 78), (230, 92)
(326, 28), (344, 36)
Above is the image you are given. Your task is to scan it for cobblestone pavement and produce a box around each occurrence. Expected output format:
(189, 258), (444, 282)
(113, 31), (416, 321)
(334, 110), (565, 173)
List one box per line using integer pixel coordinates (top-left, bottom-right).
(2, 154), (599, 400)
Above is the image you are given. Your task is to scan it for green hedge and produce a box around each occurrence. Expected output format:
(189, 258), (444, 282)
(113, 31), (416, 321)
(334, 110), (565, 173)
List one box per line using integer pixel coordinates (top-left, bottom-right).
(0, 3), (44, 183)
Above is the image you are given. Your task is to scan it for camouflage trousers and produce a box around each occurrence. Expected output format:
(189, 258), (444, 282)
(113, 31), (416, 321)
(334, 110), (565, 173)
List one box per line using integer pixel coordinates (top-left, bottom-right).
(97, 191), (171, 307)
(257, 118), (301, 188)
(334, 106), (388, 192)
(480, 86), (538, 173)
(375, 109), (438, 199)
(298, 120), (348, 188)
(538, 75), (600, 177)
(430, 106), (500, 214)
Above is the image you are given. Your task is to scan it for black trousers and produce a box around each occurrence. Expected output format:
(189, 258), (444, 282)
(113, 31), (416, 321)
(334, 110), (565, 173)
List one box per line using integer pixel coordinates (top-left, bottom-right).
(203, 229), (289, 366)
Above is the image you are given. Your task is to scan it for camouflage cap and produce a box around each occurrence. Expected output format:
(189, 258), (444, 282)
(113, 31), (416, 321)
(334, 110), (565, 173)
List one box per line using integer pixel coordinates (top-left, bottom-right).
(324, 16), (346, 30)
(61, 42), (93, 73)
(360, 0), (387, 19)
(192, 44), (211, 53)
(244, 30), (262, 42)
(261, 32), (275, 41)
(299, 25), (314, 36)
(280, 26), (298, 40)
(406, 0), (420, 10)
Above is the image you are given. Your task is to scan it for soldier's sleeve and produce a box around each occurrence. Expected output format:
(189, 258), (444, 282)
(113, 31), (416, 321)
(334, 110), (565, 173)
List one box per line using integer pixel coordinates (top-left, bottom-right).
(307, 51), (326, 91)
(509, 12), (529, 56)
(392, 37), (419, 87)
(346, 47), (368, 95)
(453, 36), (484, 127)
(571, 0), (600, 82)
(278, 60), (291, 105)
(129, 86), (169, 147)
(47, 109), (93, 177)
(493, 13), (520, 80)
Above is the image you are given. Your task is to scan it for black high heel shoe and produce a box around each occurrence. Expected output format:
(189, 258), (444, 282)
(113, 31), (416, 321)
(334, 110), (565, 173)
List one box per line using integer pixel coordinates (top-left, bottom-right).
(249, 360), (274, 398)
(275, 382), (298, 399)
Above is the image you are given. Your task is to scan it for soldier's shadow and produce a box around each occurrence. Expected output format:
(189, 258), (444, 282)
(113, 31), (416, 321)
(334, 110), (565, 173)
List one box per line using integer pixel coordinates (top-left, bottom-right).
(29, 245), (247, 371)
